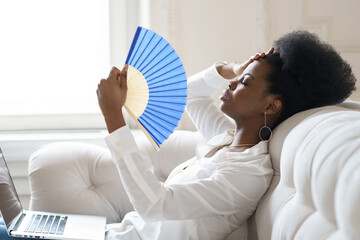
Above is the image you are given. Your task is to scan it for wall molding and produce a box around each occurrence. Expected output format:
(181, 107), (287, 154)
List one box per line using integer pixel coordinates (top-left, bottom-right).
(300, 0), (332, 41)
(252, 0), (272, 51)
(300, 0), (360, 52)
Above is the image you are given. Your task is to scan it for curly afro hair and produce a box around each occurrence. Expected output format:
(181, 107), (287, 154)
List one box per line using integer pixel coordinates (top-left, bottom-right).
(264, 31), (357, 125)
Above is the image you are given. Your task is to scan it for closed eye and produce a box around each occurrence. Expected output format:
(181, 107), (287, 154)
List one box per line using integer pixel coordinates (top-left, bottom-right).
(241, 73), (253, 86)
(241, 77), (251, 86)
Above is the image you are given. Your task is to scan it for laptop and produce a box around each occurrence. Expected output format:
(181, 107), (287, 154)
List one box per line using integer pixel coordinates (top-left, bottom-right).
(0, 148), (106, 239)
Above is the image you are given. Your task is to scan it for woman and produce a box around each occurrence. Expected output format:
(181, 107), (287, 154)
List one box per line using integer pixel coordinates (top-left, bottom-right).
(96, 30), (356, 240)
(99, 51), (277, 240)
(0, 31), (355, 240)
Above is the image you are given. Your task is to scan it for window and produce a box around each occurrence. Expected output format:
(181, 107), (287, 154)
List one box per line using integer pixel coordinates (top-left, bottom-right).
(0, 0), (109, 114)
(0, 0), (145, 130)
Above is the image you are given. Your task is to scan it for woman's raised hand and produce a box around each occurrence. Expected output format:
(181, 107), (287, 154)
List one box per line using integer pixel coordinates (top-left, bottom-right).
(217, 47), (274, 79)
(96, 65), (128, 133)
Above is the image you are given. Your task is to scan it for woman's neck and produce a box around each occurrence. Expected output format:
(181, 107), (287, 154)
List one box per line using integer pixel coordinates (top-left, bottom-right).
(232, 124), (262, 146)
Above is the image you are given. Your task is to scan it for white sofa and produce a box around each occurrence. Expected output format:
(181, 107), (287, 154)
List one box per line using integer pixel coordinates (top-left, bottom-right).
(28, 101), (360, 240)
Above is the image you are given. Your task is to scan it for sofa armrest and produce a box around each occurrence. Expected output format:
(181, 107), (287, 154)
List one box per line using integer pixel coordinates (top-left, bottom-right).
(28, 141), (132, 223)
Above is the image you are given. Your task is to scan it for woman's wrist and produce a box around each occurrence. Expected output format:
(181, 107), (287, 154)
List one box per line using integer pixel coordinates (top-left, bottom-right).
(104, 111), (126, 133)
(216, 62), (236, 79)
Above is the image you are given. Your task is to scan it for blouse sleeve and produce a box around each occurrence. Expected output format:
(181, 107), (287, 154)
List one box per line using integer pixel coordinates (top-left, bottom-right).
(186, 63), (235, 141)
(105, 126), (272, 221)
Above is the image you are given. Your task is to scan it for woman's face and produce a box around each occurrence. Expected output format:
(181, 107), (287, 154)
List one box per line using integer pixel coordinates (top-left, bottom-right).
(219, 59), (272, 122)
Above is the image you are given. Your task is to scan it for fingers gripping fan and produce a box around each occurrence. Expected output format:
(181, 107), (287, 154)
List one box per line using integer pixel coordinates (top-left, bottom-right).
(124, 26), (187, 151)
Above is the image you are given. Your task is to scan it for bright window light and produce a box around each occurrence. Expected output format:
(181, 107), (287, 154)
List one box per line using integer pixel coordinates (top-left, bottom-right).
(0, 0), (110, 115)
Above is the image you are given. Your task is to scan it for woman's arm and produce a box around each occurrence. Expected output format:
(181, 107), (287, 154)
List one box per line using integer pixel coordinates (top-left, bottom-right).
(186, 63), (234, 141)
(105, 128), (273, 221)
(186, 50), (274, 141)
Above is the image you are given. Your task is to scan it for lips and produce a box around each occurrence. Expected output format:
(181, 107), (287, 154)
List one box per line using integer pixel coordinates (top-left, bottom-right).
(219, 89), (229, 100)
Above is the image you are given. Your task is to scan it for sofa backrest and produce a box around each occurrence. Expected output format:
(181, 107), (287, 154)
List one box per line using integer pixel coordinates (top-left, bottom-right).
(252, 101), (360, 240)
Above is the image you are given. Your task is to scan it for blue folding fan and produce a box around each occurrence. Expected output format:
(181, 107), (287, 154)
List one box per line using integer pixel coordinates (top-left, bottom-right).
(124, 26), (187, 151)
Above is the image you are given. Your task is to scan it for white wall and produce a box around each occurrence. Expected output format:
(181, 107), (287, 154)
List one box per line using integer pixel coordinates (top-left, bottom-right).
(145, 0), (360, 130)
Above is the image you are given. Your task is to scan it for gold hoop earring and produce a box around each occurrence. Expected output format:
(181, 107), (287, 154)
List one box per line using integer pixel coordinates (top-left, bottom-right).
(259, 111), (272, 141)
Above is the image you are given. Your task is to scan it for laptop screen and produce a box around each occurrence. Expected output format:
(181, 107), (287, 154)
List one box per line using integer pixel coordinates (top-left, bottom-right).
(0, 149), (23, 228)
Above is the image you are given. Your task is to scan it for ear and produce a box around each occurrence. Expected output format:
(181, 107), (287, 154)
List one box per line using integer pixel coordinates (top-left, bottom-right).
(264, 95), (283, 116)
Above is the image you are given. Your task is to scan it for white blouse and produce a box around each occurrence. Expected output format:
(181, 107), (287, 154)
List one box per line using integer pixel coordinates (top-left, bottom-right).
(105, 64), (273, 240)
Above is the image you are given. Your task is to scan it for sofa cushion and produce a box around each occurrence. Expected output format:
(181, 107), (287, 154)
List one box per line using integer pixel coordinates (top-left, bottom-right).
(254, 103), (360, 240)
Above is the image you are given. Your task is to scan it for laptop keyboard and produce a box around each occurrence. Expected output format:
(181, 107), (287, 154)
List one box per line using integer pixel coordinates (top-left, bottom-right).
(24, 214), (68, 235)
